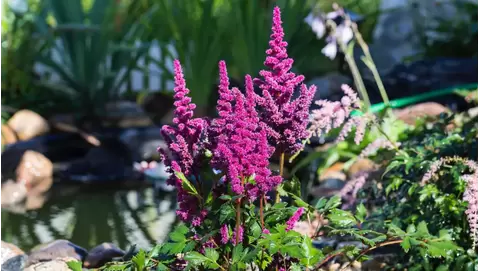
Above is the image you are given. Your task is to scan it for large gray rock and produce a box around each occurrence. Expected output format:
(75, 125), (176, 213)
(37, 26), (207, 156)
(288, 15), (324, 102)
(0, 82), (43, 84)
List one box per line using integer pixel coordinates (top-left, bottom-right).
(25, 240), (87, 268)
(24, 257), (78, 271)
(83, 243), (125, 268)
(1, 241), (26, 271)
(366, 0), (476, 75)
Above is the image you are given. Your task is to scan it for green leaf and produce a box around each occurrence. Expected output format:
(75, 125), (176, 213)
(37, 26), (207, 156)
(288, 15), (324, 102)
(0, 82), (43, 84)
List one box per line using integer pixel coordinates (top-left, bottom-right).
(415, 221), (430, 237)
(232, 244), (244, 263)
(132, 249), (146, 270)
(184, 251), (209, 266)
(401, 237), (412, 252)
(148, 244), (162, 258)
(355, 203), (367, 223)
(219, 204), (235, 223)
(299, 235), (321, 267)
(406, 224), (416, 234)
(175, 171), (199, 196)
(157, 263), (168, 271)
(204, 248), (219, 262)
(184, 251), (220, 269)
(250, 222), (262, 239)
(219, 195), (232, 201)
(315, 198), (327, 210)
(170, 230), (187, 242)
(66, 260), (82, 271)
(327, 209), (357, 227)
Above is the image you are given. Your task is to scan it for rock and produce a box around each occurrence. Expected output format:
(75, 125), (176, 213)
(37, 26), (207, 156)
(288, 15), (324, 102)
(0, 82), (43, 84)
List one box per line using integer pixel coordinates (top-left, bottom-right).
(348, 159), (376, 177)
(7, 110), (49, 141)
(103, 100), (153, 128)
(25, 240), (87, 267)
(118, 127), (166, 161)
(319, 162), (346, 182)
(311, 179), (345, 197)
(1, 241), (26, 271)
(1, 180), (27, 206)
(59, 137), (134, 183)
(1, 124), (17, 146)
(83, 243), (125, 268)
(306, 73), (352, 103)
(24, 257), (78, 271)
(140, 92), (175, 124)
(394, 102), (449, 125)
(312, 237), (338, 250)
(15, 150), (53, 190)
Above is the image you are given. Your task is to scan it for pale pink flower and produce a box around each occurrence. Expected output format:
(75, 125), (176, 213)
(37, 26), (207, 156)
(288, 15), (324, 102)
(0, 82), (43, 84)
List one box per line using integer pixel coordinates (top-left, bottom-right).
(359, 138), (399, 158)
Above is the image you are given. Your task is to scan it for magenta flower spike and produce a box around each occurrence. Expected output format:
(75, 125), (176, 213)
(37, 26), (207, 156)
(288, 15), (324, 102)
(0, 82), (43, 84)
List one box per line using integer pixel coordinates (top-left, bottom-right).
(255, 6), (316, 154)
(211, 72), (281, 200)
(159, 60), (207, 226)
(286, 207), (305, 231)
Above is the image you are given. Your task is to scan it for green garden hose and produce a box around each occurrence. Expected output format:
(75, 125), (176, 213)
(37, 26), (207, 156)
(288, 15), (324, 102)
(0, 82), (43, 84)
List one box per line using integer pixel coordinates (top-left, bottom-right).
(353, 83), (478, 115)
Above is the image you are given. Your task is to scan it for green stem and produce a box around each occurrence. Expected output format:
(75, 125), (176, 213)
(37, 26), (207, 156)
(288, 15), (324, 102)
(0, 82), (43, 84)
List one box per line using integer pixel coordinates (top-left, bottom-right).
(351, 22), (390, 106)
(342, 41), (371, 109)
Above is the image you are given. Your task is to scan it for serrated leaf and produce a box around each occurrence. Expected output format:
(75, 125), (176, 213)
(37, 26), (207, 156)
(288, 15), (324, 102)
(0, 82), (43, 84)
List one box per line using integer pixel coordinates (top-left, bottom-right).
(184, 251), (208, 266)
(204, 248), (219, 262)
(327, 209), (357, 227)
(132, 249), (146, 270)
(232, 244), (244, 263)
(148, 244), (162, 258)
(406, 224), (416, 234)
(416, 221), (430, 236)
(170, 230), (186, 242)
(401, 237), (411, 252)
(355, 203), (367, 223)
(66, 260), (82, 271)
(250, 222), (262, 239)
(219, 204), (235, 223)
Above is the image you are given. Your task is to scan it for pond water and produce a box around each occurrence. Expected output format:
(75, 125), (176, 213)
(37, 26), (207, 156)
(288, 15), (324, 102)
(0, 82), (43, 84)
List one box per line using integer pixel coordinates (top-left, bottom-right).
(1, 184), (178, 252)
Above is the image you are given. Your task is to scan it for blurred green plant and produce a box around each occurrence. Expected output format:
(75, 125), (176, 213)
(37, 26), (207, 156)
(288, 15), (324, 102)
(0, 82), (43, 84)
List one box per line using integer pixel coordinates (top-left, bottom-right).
(144, 0), (331, 112)
(357, 111), (478, 270)
(31, 0), (154, 119)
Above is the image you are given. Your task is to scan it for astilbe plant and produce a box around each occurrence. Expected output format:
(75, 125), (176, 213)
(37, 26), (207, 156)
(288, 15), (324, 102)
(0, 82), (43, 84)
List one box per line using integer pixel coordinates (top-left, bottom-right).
(94, 7), (460, 271)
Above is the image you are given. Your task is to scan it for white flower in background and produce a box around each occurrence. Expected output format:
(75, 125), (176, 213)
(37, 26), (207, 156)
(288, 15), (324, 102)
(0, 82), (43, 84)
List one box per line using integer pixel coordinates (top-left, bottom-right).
(321, 37), (338, 60)
(304, 13), (326, 39)
(304, 8), (361, 60)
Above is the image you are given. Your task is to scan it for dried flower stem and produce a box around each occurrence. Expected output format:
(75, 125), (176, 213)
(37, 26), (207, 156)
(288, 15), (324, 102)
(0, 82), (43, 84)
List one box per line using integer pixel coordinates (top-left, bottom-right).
(276, 152), (286, 203)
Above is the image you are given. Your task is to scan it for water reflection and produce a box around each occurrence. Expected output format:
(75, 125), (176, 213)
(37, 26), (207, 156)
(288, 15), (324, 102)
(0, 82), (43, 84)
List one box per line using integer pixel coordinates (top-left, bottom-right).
(1, 185), (178, 252)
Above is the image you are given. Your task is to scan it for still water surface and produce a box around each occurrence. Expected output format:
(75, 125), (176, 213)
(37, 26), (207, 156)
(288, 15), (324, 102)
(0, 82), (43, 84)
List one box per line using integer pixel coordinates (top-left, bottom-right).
(1, 185), (177, 252)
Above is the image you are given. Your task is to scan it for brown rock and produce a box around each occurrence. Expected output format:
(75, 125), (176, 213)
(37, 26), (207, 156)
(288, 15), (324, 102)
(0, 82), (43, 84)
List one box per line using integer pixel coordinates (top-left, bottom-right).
(348, 159), (376, 177)
(1, 124), (17, 146)
(319, 162), (346, 182)
(15, 151), (53, 190)
(394, 102), (449, 125)
(7, 110), (49, 141)
(1, 180), (27, 206)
